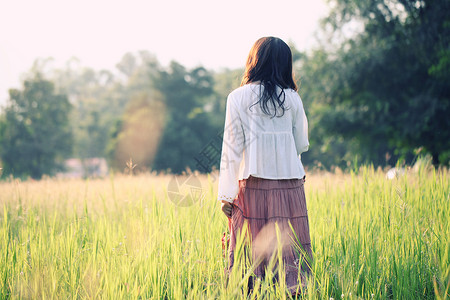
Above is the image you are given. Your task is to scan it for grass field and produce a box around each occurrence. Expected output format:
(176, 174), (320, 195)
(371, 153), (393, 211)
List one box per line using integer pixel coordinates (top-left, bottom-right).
(1, 165), (449, 299)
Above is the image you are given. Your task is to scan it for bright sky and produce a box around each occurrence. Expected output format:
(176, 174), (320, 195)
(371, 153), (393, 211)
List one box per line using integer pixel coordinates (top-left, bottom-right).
(0, 0), (328, 104)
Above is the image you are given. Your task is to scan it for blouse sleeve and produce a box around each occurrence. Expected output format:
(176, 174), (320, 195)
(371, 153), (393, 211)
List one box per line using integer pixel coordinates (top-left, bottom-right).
(293, 96), (309, 155)
(217, 94), (245, 203)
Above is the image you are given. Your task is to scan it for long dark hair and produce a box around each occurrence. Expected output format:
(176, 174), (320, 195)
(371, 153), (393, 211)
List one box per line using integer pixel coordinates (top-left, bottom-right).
(241, 37), (297, 117)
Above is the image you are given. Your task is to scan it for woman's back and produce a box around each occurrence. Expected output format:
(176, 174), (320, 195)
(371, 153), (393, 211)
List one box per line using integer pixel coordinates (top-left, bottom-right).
(223, 83), (309, 180)
(231, 83), (307, 134)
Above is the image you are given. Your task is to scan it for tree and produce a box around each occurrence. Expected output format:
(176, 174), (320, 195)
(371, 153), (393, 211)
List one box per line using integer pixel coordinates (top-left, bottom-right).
(51, 52), (160, 161)
(53, 63), (121, 160)
(309, 0), (450, 166)
(293, 48), (361, 170)
(0, 74), (72, 178)
(107, 92), (165, 171)
(151, 62), (220, 173)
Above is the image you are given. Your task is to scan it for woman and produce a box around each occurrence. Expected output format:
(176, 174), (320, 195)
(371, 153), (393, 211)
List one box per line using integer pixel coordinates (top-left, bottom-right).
(218, 36), (312, 294)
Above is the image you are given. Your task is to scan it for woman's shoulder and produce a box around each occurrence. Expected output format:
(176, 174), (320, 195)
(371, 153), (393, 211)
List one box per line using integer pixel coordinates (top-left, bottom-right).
(287, 89), (303, 103)
(227, 84), (303, 108)
(229, 83), (259, 97)
(227, 84), (260, 107)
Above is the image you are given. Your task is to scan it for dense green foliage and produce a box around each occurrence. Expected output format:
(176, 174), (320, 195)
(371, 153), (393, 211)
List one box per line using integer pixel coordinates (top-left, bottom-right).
(0, 167), (448, 298)
(106, 92), (165, 172)
(299, 0), (450, 167)
(0, 75), (72, 178)
(151, 62), (222, 173)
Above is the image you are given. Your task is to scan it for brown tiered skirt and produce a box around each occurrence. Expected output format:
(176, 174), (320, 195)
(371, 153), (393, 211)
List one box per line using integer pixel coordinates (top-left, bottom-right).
(227, 175), (312, 292)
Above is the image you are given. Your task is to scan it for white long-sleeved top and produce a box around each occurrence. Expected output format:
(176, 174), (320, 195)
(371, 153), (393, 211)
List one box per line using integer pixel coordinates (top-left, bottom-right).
(217, 83), (309, 203)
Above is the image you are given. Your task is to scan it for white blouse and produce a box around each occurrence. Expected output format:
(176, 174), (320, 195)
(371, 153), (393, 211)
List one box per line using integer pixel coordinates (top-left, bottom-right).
(217, 83), (309, 203)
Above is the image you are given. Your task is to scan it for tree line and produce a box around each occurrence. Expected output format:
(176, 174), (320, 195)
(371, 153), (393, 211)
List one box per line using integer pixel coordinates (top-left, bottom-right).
(0, 0), (448, 178)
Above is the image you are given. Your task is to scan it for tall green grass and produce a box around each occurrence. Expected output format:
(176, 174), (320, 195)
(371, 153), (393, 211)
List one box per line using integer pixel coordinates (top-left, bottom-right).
(0, 166), (449, 299)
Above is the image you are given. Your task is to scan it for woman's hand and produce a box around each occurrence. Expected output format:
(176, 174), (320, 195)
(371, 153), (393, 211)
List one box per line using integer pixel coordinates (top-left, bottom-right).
(221, 200), (233, 218)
